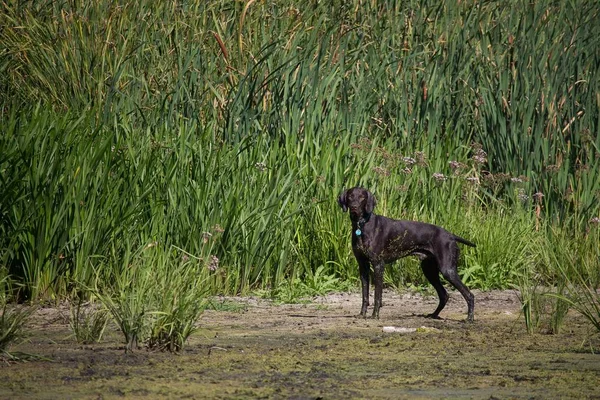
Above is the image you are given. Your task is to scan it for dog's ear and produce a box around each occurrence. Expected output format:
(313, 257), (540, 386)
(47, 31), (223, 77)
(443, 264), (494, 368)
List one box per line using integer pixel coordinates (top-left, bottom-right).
(337, 190), (348, 212)
(365, 191), (377, 214)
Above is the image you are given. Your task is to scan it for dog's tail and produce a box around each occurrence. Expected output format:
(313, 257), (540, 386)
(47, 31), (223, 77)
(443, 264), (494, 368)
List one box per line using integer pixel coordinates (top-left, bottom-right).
(454, 235), (476, 248)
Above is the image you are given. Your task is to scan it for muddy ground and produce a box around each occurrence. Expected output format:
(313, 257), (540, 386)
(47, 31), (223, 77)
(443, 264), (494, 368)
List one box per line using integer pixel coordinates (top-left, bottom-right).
(1, 289), (599, 399)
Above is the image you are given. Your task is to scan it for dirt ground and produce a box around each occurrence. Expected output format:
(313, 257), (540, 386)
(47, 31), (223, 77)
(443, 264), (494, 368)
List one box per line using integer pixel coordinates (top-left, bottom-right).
(1, 289), (599, 399)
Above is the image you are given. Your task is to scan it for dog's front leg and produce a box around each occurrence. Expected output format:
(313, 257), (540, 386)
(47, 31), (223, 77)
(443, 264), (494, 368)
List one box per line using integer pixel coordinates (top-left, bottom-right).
(357, 257), (370, 317)
(372, 261), (385, 319)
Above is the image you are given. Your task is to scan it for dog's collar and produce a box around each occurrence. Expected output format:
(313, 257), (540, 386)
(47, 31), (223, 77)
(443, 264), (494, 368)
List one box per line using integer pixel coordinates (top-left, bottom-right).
(355, 213), (372, 236)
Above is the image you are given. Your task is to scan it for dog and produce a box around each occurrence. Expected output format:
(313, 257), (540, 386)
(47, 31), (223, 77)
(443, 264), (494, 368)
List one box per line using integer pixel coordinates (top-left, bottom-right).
(338, 187), (476, 322)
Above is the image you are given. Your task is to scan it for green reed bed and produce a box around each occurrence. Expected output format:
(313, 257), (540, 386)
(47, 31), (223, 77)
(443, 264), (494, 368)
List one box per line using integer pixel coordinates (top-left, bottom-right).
(1, 0), (599, 340)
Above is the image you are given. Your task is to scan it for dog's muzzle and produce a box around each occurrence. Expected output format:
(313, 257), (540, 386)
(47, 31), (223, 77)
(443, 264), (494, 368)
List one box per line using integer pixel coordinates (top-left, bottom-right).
(349, 211), (362, 222)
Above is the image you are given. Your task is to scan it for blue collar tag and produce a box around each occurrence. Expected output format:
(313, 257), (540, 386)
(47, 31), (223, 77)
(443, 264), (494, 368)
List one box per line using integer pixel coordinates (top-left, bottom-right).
(355, 229), (362, 236)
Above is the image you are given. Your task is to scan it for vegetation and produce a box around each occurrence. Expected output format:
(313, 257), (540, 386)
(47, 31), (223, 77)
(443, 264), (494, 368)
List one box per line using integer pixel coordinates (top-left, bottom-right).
(69, 296), (109, 344)
(0, 276), (33, 357)
(0, 0), (599, 342)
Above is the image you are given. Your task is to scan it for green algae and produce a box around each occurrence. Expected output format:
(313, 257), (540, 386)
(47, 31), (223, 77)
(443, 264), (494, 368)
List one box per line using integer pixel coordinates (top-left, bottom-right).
(1, 292), (599, 399)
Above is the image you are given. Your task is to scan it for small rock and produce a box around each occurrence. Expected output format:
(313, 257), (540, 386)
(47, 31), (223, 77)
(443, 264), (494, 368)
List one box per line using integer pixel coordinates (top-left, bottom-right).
(382, 326), (417, 333)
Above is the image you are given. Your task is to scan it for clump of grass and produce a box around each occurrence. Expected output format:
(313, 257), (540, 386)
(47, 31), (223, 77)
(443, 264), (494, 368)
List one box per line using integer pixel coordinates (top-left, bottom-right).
(545, 285), (570, 335)
(146, 254), (207, 352)
(69, 297), (109, 344)
(92, 246), (153, 352)
(0, 303), (33, 356)
(558, 284), (600, 333)
(513, 266), (540, 334)
(549, 256), (600, 334)
(514, 223), (599, 334)
(515, 279), (570, 335)
(92, 244), (207, 352)
(538, 225), (600, 333)
(96, 290), (148, 353)
(0, 277), (33, 357)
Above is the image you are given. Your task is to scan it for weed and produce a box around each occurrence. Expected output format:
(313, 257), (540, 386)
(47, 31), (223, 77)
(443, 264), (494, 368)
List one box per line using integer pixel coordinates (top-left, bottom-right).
(69, 297), (109, 344)
(546, 287), (570, 335)
(146, 256), (208, 352)
(90, 244), (208, 352)
(550, 277), (600, 333)
(0, 303), (33, 356)
(92, 247), (153, 352)
(0, 276), (33, 356)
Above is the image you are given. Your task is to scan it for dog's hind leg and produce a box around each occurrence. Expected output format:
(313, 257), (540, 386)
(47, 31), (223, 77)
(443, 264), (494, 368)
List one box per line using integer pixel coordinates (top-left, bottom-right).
(438, 248), (475, 322)
(420, 257), (448, 319)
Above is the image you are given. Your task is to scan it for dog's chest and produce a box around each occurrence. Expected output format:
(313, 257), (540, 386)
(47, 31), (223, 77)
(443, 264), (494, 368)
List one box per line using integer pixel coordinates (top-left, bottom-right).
(352, 234), (369, 255)
(352, 231), (393, 260)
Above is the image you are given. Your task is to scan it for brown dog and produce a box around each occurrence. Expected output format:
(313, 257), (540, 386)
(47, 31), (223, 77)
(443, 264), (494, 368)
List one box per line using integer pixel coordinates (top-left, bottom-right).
(338, 187), (475, 322)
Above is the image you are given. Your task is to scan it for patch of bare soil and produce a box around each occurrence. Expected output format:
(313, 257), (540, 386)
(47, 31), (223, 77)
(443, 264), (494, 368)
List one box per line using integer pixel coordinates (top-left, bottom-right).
(2, 289), (599, 399)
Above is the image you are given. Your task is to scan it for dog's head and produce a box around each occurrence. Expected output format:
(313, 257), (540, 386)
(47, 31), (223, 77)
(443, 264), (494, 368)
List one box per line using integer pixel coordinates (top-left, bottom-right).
(338, 187), (377, 221)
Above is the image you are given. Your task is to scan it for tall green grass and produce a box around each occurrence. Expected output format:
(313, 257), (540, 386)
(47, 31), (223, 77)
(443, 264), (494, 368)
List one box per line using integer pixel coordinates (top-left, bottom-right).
(1, 0), (598, 314)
